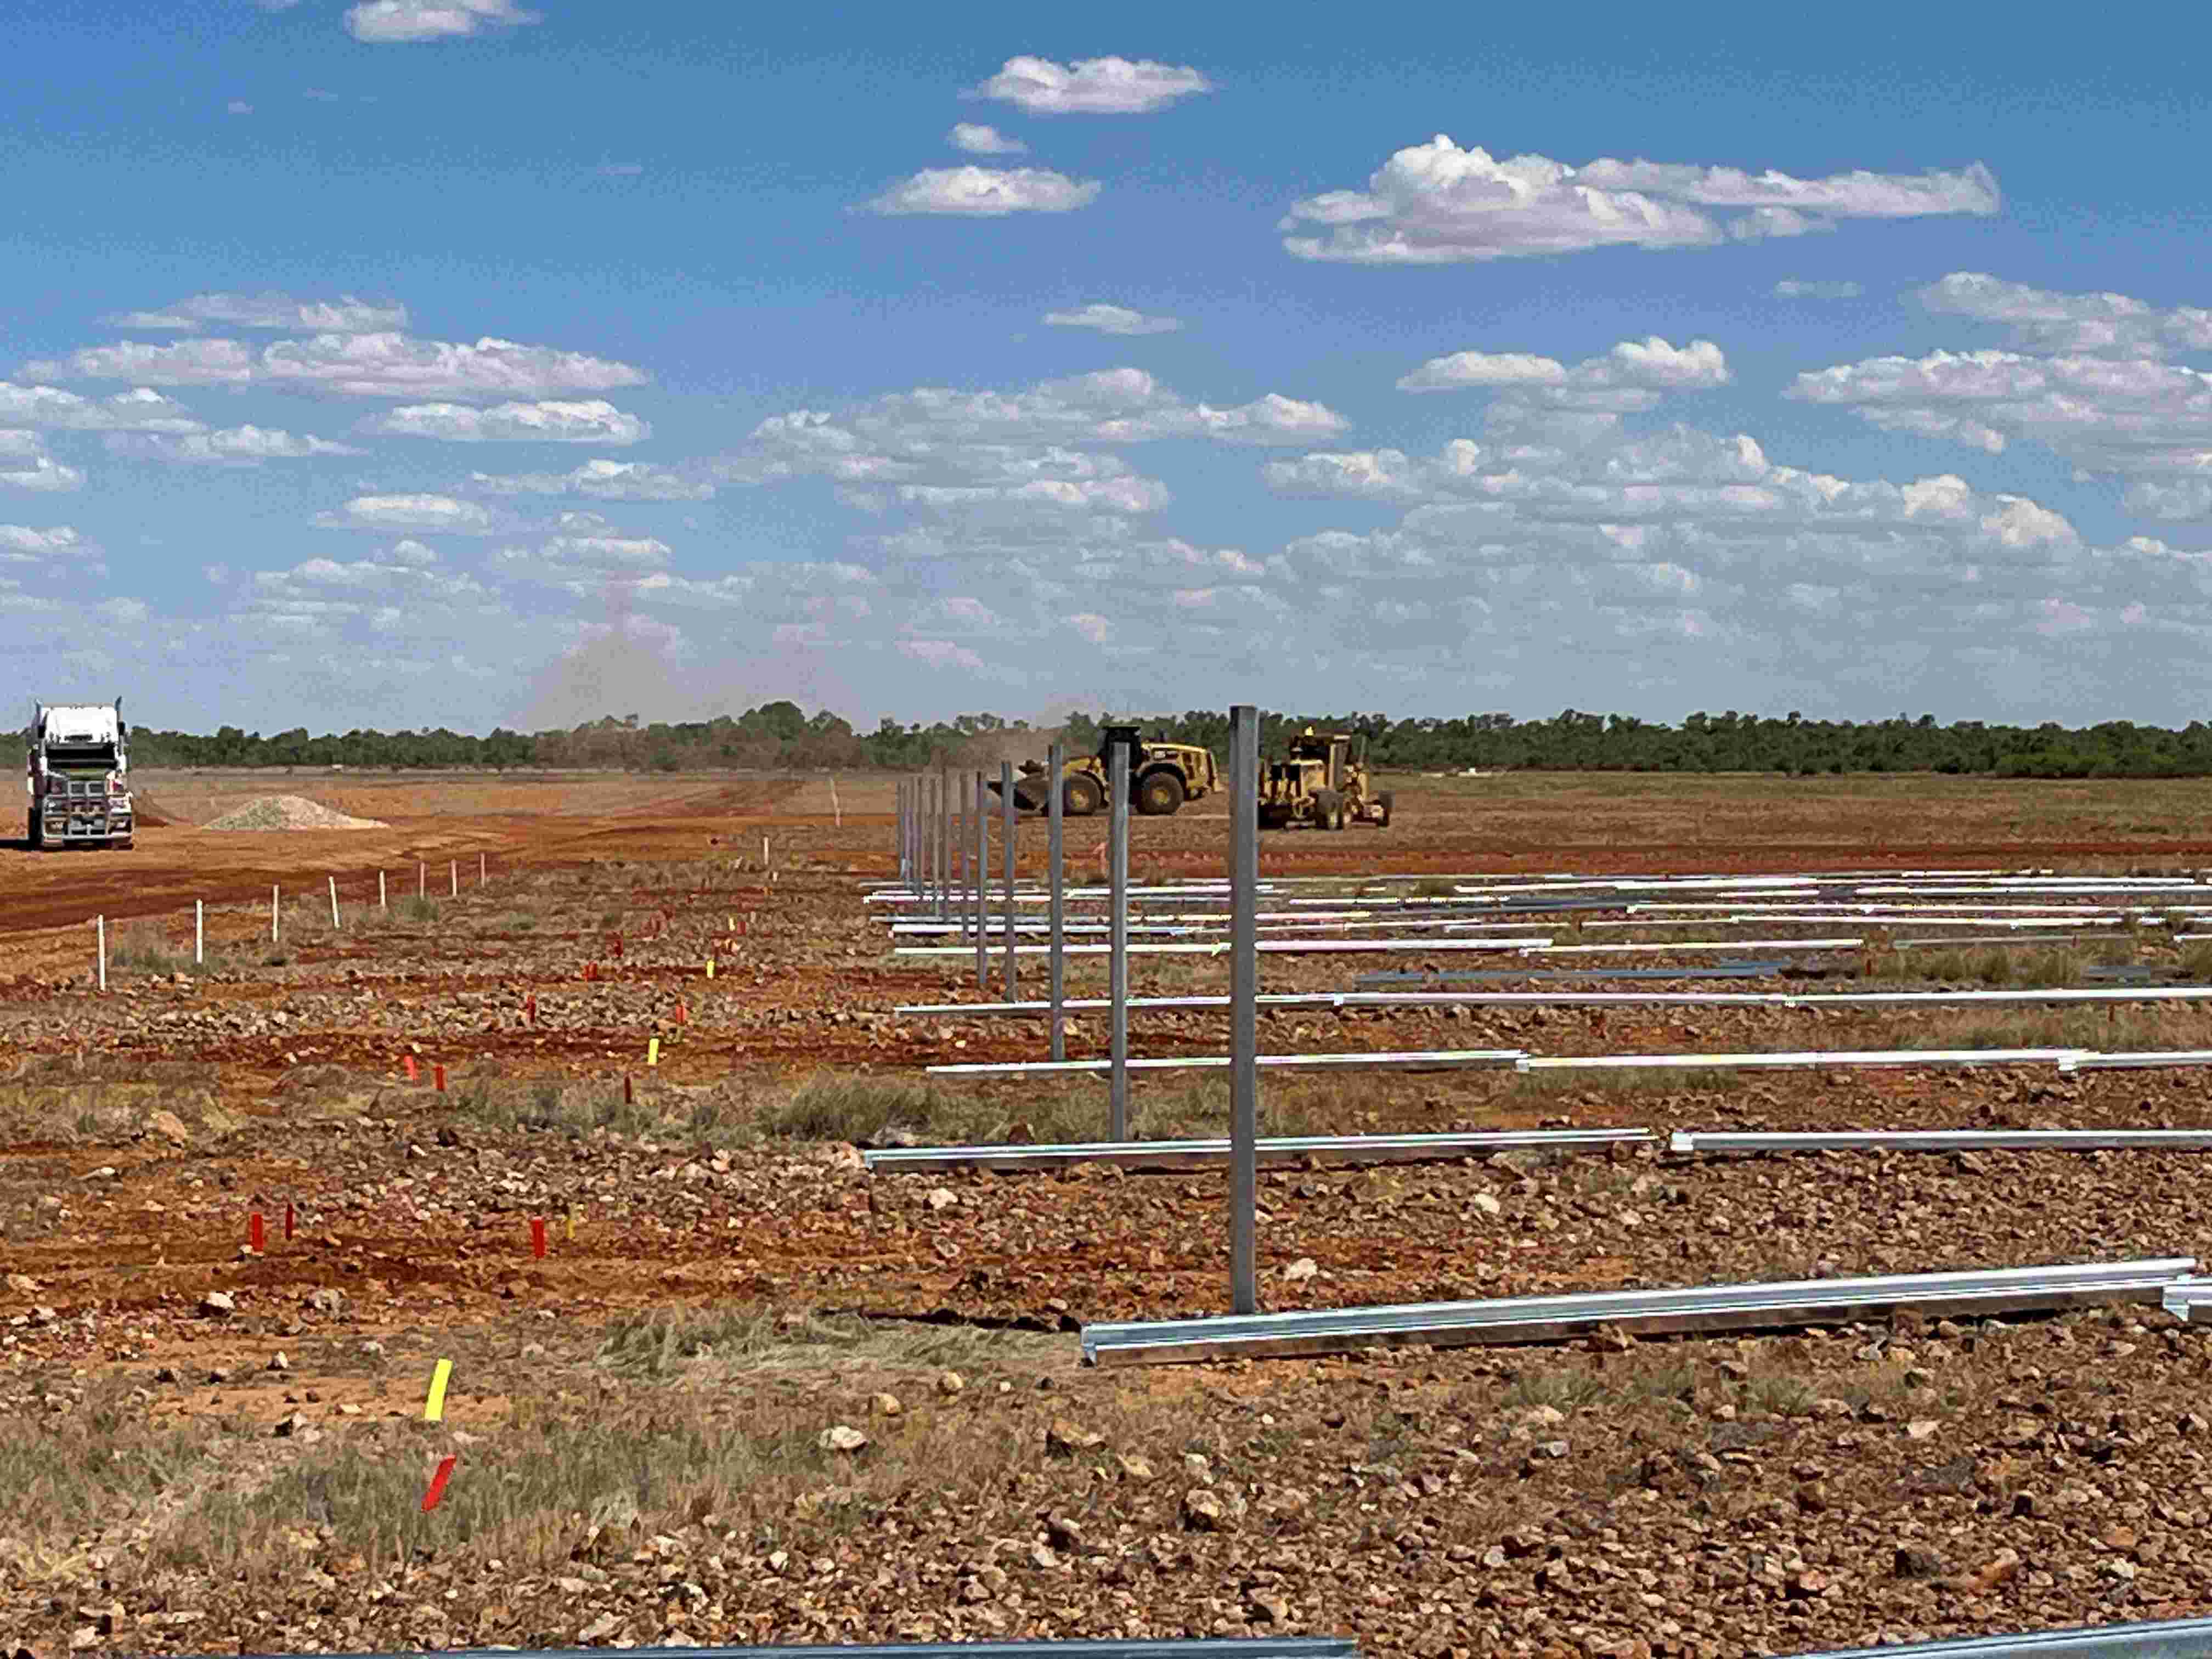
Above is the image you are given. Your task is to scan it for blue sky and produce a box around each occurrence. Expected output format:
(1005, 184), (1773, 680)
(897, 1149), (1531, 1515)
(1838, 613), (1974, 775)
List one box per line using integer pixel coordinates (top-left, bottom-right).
(7, 3), (2211, 732)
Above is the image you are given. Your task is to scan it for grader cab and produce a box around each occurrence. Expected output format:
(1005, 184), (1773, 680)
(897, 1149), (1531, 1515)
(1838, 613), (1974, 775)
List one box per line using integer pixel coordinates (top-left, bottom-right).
(1257, 727), (1392, 831)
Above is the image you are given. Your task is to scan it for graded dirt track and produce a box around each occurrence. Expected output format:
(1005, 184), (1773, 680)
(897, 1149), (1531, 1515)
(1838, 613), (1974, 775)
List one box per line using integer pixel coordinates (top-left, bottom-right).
(10, 769), (2212, 1655)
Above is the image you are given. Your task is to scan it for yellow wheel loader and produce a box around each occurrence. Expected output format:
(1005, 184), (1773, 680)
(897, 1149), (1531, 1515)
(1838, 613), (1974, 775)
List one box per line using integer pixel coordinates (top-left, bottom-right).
(992, 724), (1222, 818)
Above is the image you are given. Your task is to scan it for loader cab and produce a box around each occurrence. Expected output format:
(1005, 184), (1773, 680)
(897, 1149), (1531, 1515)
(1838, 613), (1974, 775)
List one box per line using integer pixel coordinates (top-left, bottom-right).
(1098, 724), (1146, 774)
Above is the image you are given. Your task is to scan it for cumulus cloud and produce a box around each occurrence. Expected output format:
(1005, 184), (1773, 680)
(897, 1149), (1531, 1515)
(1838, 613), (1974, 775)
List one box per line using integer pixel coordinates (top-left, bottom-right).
(950, 122), (1025, 155)
(362, 398), (650, 444)
(105, 426), (366, 465)
(1788, 335), (2212, 512)
(24, 332), (646, 399)
(0, 524), (91, 559)
(899, 639), (988, 670)
(345, 0), (541, 42)
(0, 449), (84, 493)
(1774, 279), (1864, 300)
(1282, 135), (1999, 263)
(315, 494), (500, 534)
(1916, 270), (2212, 360)
(861, 166), (1100, 216)
(967, 55), (1211, 115)
(105, 291), (408, 332)
(228, 100), (254, 115)
(0, 383), (203, 432)
(465, 458), (713, 500)
(1045, 303), (1182, 336)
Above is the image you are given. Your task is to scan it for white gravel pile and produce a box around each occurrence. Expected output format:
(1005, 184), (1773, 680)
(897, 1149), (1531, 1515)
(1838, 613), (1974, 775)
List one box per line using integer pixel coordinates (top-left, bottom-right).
(203, 795), (388, 832)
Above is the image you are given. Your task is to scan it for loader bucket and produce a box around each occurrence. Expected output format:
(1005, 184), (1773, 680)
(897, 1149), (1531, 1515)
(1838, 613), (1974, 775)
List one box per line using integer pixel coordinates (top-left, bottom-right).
(988, 763), (1054, 814)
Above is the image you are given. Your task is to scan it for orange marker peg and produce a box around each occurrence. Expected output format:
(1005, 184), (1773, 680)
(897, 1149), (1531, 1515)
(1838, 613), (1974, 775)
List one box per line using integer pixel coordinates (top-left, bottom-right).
(283, 1200), (296, 1241)
(249, 1210), (265, 1251)
(433, 1063), (447, 1093)
(623, 1075), (634, 1104)
(525, 993), (537, 1024)
(530, 1217), (546, 1260)
(675, 1002), (687, 1026)
(421, 1453), (457, 1512)
(404, 1055), (419, 1082)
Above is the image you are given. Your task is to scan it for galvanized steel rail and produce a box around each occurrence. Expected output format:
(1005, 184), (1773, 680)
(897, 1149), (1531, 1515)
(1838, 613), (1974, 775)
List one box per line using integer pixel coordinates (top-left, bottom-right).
(1082, 1257), (2196, 1366)
(1672, 1129), (2212, 1155)
(862, 1126), (1653, 1175)
(1790, 1615), (2212, 1657)
(246, 1641), (1362, 1659)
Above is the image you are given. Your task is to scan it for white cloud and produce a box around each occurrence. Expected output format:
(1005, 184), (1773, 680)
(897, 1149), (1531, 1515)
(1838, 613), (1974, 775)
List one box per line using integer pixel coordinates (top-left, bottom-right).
(1282, 134), (1999, 263)
(388, 538), (439, 566)
(899, 639), (987, 670)
(1045, 303), (1182, 336)
(1774, 279), (1864, 300)
(0, 383), (203, 432)
(228, 100), (254, 115)
(0, 525), (90, 559)
(968, 56), (1212, 115)
(25, 331), (646, 399)
(1397, 351), (1566, 391)
(1788, 338), (2212, 512)
(1916, 270), (2212, 360)
(105, 291), (408, 332)
(315, 494), (499, 533)
(950, 122), (1025, 155)
(345, 0), (540, 42)
(466, 458), (713, 500)
(105, 425), (366, 465)
(0, 433), (83, 492)
(362, 398), (650, 444)
(862, 167), (1099, 217)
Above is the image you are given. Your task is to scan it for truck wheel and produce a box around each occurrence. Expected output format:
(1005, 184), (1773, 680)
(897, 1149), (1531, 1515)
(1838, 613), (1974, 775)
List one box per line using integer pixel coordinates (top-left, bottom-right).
(1312, 789), (1342, 831)
(26, 812), (38, 850)
(1063, 773), (1104, 817)
(1135, 770), (1183, 817)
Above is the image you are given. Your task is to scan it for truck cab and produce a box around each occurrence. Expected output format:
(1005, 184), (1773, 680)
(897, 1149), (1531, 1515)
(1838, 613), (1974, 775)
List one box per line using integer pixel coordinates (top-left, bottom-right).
(27, 699), (133, 849)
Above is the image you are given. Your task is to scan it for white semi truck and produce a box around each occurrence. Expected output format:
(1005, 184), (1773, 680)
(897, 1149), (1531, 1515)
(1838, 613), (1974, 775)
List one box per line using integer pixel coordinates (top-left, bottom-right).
(26, 699), (134, 849)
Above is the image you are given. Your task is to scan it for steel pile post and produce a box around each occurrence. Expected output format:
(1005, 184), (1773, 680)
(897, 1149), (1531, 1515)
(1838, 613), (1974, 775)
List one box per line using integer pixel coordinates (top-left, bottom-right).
(1229, 702), (1260, 1314)
(972, 769), (988, 988)
(1109, 738), (1131, 1140)
(1048, 740), (1067, 1063)
(936, 760), (951, 922)
(951, 766), (964, 928)
(1000, 759), (1017, 1000)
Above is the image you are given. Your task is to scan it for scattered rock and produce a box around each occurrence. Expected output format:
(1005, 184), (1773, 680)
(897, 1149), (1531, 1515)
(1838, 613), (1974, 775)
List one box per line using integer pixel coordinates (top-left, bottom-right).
(819, 1425), (868, 1453)
(198, 1291), (236, 1318)
(1046, 1418), (1103, 1454)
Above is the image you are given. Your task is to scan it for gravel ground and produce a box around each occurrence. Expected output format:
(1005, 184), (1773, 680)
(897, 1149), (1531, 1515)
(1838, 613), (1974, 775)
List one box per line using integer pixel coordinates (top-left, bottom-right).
(8, 803), (2212, 1654)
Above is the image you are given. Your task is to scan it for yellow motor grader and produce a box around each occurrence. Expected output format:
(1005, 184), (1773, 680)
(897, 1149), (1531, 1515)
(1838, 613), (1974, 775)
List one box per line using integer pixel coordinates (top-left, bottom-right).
(992, 724), (1222, 818)
(1257, 727), (1392, 831)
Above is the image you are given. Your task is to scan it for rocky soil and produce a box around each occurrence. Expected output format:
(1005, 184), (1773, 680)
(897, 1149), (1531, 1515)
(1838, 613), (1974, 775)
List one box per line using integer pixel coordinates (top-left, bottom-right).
(7, 777), (2212, 1654)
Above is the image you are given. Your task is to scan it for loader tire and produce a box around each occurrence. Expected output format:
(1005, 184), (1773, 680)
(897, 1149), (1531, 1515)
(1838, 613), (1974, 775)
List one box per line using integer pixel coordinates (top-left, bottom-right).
(1313, 789), (1342, 832)
(1063, 774), (1104, 817)
(1375, 791), (1393, 828)
(1135, 769), (1183, 817)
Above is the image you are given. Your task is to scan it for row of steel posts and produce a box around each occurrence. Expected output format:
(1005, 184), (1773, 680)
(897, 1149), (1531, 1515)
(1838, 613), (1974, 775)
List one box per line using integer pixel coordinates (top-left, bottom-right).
(893, 706), (1261, 1313)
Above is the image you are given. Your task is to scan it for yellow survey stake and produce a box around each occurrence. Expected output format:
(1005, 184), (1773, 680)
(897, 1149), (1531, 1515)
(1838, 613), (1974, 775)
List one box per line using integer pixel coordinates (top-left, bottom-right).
(647, 1037), (661, 1067)
(424, 1358), (453, 1423)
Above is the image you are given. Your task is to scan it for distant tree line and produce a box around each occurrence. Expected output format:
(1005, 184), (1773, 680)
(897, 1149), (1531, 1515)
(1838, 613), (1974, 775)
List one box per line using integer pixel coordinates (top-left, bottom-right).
(111, 703), (2212, 778)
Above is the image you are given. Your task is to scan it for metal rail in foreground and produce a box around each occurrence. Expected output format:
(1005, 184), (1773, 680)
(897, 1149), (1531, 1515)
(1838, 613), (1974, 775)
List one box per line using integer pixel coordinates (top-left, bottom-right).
(1791, 1615), (2212, 1657)
(897, 985), (2212, 1018)
(928, 1048), (1526, 1078)
(2164, 1280), (2212, 1324)
(862, 1127), (1652, 1175)
(1672, 1128), (2212, 1155)
(247, 1641), (1362, 1659)
(1081, 1257), (2196, 1367)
